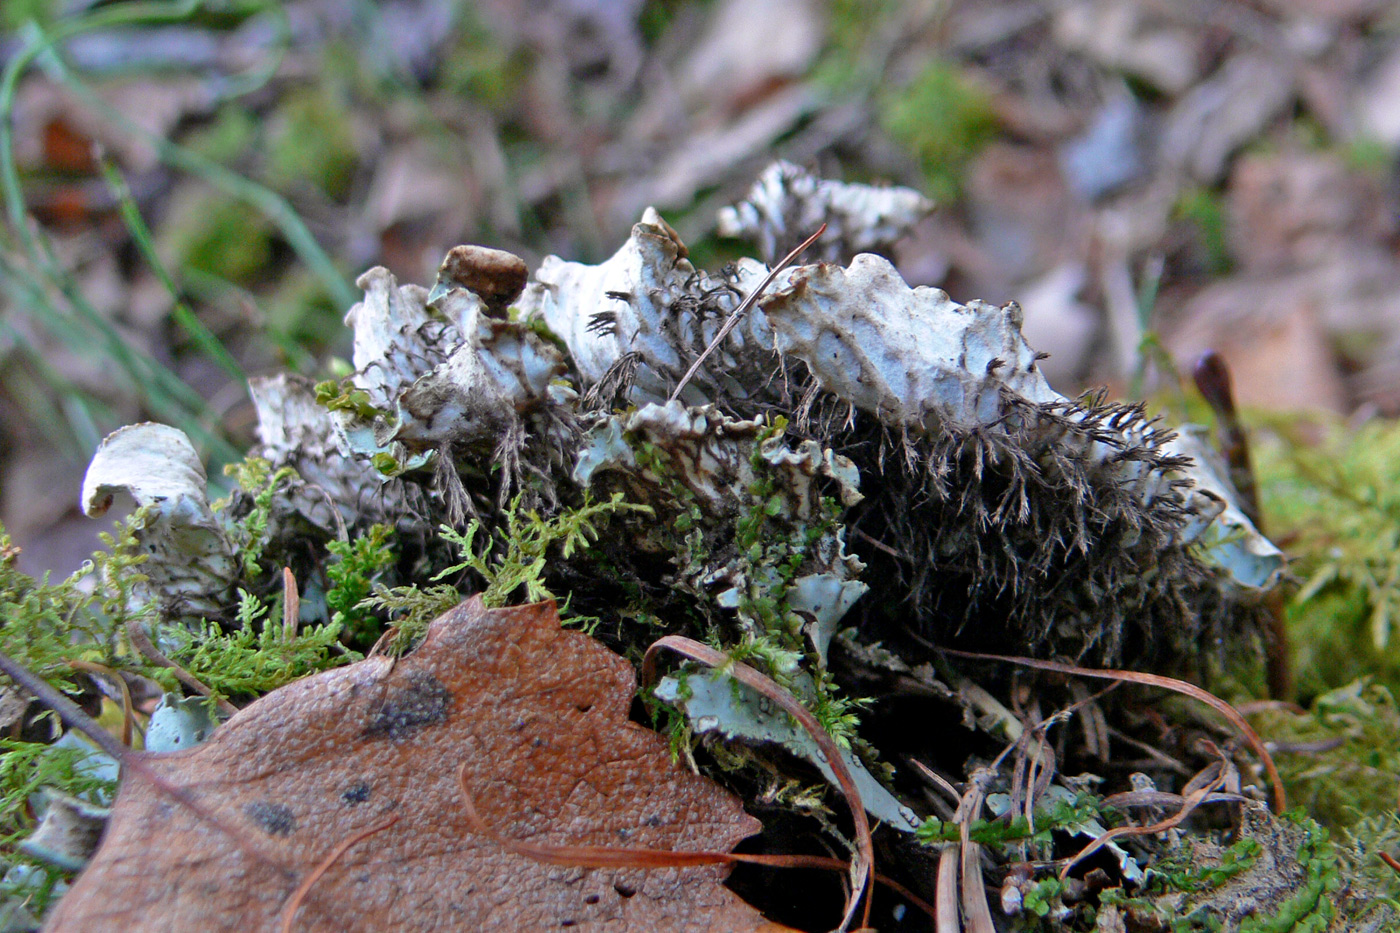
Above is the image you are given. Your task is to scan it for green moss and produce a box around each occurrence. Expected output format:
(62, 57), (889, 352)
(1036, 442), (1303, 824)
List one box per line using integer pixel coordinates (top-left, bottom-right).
(1255, 416), (1400, 698)
(1251, 680), (1400, 830)
(184, 105), (257, 164)
(0, 517), (156, 686)
(218, 457), (298, 578)
(1151, 835), (1264, 895)
(1238, 813), (1338, 933)
(265, 87), (358, 200)
(1174, 186), (1234, 275)
(1337, 811), (1400, 901)
(880, 60), (998, 203)
(265, 269), (342, 351)
(439, 7), (532, 112)
(1091, 811), (1346, 933)
(812, 0), (899, 94)
(165, 195), (275, 285)
(915, 792), (1106, 847)
(166, 590), (355, 703)
(365, 492), (650, 652)
(325, 524), (398, 649)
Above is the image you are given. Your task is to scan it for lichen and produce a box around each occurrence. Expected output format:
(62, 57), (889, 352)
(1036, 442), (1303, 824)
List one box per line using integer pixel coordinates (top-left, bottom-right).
(717, 160), (934, 264)
(57, 163), (1310, 929)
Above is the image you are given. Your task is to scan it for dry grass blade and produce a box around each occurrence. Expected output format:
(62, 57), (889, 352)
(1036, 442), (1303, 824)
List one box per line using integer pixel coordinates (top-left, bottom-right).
(66, 659), (135, 747)
(955, 772), (995, 933)
(1058, 767), (1226, 880)
(960, 839), (994, 933)
(279, 816), (399, 933)
(935, 845), (959, 933)
(1101, 789), (1248, 809)
(938, 647), (1286, 812)
(667, 223), (827, 404)
(641, 634), (874, 932)
(457, 764), (939, 922)
(282, 567), (300, 642)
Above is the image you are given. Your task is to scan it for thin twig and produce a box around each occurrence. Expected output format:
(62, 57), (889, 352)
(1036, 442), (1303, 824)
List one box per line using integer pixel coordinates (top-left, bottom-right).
(0, 651), (130, 764)
(667, 224), (826, 405)
(125, 619), (239, 719)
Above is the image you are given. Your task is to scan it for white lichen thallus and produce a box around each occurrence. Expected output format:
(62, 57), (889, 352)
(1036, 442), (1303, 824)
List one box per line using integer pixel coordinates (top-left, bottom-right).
(667, 223), (827, 405)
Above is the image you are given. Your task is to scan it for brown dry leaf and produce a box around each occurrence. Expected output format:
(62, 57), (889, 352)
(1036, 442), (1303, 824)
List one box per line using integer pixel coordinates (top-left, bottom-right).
(48, 599), (785, 932)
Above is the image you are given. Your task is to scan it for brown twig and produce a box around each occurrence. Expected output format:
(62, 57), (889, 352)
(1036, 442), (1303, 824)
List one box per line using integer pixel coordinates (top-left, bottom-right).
(937, 647), (1286, 813)
(641, 634), (874, 932)
(667, 224), (826, 405)
(125, 619), (239, 719)
(280, 815), (399, 933)
(0, 649), (282, 871)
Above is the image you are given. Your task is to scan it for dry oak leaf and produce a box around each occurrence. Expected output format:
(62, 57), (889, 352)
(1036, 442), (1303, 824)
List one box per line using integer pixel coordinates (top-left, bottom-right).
(47, 599), (787, 932)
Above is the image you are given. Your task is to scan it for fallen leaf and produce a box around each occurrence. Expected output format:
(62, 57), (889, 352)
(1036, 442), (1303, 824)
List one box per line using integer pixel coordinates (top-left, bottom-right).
(47, 599), (781, 932)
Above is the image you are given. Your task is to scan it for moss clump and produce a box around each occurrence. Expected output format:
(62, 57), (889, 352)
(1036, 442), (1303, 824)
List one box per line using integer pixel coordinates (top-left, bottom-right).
(184, 104), (257, 165)
(364, 492), (649, 652)
(1250, 680), (1400, 830)
(164, 590), (354, 704)
(1255, 416), (1400, 698)
(880, 60), (998, 202)
(325, 524), (398, 650)
(1086, 807), (1386, 933)
(163, 195), (275, 285)
(439, 7), (532, 112)
(264, 87), (358, 200)
(217, 457), (298, 578)
(1174, 186), (1234, 275)
(0, 518), (154, 687)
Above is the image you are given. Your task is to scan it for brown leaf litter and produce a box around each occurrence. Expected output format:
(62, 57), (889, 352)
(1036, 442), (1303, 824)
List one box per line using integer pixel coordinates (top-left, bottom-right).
(47, 599), (788, 932)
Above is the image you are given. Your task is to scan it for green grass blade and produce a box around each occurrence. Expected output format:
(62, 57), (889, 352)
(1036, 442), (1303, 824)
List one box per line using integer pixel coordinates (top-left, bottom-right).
(97, 159), (247, 385)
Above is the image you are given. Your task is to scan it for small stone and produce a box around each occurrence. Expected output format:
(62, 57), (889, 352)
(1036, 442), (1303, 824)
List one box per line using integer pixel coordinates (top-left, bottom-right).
(429, 245), (529, 317)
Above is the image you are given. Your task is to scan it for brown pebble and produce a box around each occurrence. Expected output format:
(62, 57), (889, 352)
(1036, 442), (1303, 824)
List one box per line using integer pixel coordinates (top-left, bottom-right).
(433, 245), (529, 316)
